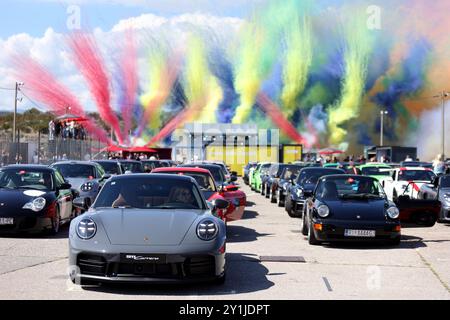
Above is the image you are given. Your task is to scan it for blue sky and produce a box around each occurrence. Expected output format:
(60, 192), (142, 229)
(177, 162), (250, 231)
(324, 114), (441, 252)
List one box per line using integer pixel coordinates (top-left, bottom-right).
(0, 0), (262, 39)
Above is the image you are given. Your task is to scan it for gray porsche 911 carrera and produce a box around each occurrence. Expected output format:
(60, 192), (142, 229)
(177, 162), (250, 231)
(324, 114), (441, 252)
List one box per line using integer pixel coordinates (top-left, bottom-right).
(68, 174), (229, 285)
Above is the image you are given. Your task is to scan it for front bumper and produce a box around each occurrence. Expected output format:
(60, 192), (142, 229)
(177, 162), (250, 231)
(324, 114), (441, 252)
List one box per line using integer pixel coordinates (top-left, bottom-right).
(440, 207), (450, 222)
(312, 220), (401, 242)
(69, 251), (225, 284)
(0, 215), (51, 234)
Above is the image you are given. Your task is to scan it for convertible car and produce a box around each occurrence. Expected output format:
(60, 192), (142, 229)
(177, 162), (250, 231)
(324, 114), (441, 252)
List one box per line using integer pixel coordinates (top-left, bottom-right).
(69, 174), (228, 285)
(301, 175), (401, 246)
(0, 165), (73, 234)
(152, 167), (244, 222)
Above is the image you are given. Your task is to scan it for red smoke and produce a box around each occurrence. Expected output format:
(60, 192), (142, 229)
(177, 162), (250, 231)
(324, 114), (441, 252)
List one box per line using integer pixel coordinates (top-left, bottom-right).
(146, 108), (190, 146)
(256, 93), (314, 148)
(14, 58), (112, 144)
(68, 32), (124, 144)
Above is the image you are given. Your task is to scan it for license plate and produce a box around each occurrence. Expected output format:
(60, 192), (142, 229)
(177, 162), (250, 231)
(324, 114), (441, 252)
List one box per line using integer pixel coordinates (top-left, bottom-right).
(0, 218), (14, 225)
(344, 229), (376, 238)
(120, 253), (167, 264)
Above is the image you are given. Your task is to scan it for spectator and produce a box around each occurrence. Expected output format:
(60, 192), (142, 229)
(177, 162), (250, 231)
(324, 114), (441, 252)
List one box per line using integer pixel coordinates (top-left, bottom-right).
(432, 154), (446, 176)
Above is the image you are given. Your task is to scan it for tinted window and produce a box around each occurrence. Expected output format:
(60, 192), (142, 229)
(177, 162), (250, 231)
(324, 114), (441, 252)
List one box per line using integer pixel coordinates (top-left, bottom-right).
(398, 170), (434, 182)
(97, 162), (121, 175)
(316, 176), (385, 200)
(440, 176), (450, 188)
(0, 169), (53, 190)
(297, 169), (344, 186)
(52, 164), (95, 179)
(94, 178), (205, 210)
(282, 166), (302, 180)
(121, 162), (144, 173)
(361, 167), (391, 176)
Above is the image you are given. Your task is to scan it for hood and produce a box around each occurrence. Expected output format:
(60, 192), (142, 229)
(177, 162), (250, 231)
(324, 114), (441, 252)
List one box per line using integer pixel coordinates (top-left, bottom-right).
(323, 199), (388, 221)
(0, 188), (50, 213)
(66, 177), (91, 189)
(95, 208), (206, 246)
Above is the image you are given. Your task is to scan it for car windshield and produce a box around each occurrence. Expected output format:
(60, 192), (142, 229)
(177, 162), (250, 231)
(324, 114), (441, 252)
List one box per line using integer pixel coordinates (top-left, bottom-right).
(183, 166), (224, 184)
(52, 164), (94, 178)
(0, 169), (53, 190)
(361, 167), (391, 176)
(97, 162), (120, 175)
(316, 176), (386, 200)
(282, 166), (302, 180)
(297, 169), (344, 186)
(398, 170), (434, 182)
(94, 178), (205, 210)
(121, 162), (144, 173)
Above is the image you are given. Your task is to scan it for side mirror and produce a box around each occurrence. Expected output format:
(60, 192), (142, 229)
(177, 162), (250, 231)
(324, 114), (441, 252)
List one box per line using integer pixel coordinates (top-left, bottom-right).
(100, 174), (111, 182)
(73, 197), (91, 210)
(223, 185), (239, 192)
(230, 176), (238, 182)
(212, 198), (229, 210)
(59, 183), (72, 190)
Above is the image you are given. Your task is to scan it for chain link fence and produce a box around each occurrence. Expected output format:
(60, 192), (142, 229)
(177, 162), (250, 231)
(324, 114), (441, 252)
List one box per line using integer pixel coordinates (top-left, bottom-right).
(0, 132), (109, 166)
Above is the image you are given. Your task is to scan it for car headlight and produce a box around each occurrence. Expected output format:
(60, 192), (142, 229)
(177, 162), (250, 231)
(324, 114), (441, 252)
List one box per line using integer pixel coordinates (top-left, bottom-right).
(22, 197), (46, 212)
(80, 182), (94, 192)
(387, 206), (400, 219)
(296, 189), (304, 198)
(317, 205), (330, 218)
(442, 194), (450, 205)
(76, 218), (97, 240)
(197, 220), (219, 241)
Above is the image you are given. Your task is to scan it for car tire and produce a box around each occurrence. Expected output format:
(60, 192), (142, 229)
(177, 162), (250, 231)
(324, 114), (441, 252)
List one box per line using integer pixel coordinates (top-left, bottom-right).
(271, 192), (277, 203)
(215, 273), (226, 285)
(285, 197), (292, 213)
(265, 187), (270, 199)
(308, 222), (321, 245)
(301, 210), (308, 236)
(261, 185), (265, 196)
(48, 206), (61, 235)
(389, 237), (401, 246)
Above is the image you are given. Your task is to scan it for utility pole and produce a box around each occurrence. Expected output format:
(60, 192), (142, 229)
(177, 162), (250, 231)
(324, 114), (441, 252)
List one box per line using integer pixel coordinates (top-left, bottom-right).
(13, 82), (24, 143)
(434, 91), (450, 158)
(380, 110), (388, 147)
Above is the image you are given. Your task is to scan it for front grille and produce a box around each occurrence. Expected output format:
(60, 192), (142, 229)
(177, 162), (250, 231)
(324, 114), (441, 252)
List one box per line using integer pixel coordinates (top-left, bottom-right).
(185, 256), (215, 276)
(18, 217), (37, 230)
(77, 254), (107, 276)
(115, 263), (176, 277)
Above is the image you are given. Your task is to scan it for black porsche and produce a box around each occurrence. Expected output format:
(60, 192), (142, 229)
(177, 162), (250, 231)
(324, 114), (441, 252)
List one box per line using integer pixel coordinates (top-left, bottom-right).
(301, 175), (401, 246)
(0, 165), (74, 234)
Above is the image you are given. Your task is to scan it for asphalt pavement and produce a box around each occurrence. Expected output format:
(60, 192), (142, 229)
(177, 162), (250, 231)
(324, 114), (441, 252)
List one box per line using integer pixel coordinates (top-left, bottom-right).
(0, 180), (449, 300)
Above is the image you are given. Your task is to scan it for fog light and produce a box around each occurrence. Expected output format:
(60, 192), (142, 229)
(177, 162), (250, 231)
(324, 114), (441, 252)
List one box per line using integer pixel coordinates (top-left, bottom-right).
(394, 225), (401, 232)
(314, 223), (323, 231)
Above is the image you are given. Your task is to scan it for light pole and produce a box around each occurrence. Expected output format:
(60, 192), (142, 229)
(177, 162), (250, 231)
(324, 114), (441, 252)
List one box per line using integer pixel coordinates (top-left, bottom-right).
(13, 82), (24, 143)
(380, 110), (388, 147)
(434, 91), (450, 158)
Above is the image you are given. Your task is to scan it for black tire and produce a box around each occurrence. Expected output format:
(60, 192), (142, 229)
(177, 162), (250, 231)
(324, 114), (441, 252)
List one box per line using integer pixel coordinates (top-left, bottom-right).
(271, 191), (277, 203)
(308, 222), (321, 245)
(285, 197), (292, 213)
(265, 186), (270, 199)
(301, 210), (308, 236)
(388, 237), (401, 246)
(48, 206), (61, 235)
(261, 184), (265, 195)
(215, 273), (226, 285)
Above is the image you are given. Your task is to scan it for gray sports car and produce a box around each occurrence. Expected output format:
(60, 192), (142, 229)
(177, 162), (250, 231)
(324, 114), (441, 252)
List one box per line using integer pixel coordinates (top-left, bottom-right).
(69, 174), (228, 285)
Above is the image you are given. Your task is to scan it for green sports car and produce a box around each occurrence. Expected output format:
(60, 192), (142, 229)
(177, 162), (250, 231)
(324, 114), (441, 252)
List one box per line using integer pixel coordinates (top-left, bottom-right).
(358, 163), (392, 182)
(251, 163), (271, 193)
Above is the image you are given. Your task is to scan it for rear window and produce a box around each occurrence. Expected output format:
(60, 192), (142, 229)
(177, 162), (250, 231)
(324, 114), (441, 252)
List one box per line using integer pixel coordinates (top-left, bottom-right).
(297, 169), (344, 186)
(398, 170), (434, 182)
(361, 167), (391, 176)
(52, 164), (95, 178)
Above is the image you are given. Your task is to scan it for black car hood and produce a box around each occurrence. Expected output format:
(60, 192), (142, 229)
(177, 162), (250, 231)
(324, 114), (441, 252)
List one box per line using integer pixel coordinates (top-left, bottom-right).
(323, 199), (388, 221)
(0, 188), (51, 214)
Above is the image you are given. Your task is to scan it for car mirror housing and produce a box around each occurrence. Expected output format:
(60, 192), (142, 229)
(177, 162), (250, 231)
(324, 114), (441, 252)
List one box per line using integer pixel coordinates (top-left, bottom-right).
(73, 197), (91, 210)
(212, 198), (230, 211)
(59, 183), (72, 190)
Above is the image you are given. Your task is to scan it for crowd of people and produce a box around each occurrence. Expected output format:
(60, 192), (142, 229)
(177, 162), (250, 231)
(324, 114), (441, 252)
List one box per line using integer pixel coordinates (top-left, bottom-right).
(48, 120), (87, 141)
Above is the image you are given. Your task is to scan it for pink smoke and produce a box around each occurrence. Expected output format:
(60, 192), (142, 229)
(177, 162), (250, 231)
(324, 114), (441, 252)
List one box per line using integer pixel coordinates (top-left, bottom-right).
(13, 57), (112, 144)
(67, 32), (124, 144)
(256, 93), (315, 148)
(145, 108), (190, 146)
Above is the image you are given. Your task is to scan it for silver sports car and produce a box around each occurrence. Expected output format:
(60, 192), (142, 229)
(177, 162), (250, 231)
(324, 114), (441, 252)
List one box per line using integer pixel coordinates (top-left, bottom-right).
(69, 174), (228, 285)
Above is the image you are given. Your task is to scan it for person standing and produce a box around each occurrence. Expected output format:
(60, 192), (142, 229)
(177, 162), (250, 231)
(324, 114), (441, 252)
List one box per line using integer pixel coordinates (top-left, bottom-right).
(433, 154), (446, 176)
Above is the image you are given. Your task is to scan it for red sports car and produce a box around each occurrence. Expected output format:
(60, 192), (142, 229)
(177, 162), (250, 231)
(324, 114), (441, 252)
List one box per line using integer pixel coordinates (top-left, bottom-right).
(152, 167), (246, 222)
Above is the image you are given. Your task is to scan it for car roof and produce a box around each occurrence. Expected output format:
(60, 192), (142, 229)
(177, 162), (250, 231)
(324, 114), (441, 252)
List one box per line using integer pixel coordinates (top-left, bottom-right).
(118, 160), (141, 164)
(3, 164), (54, 172)
(182, 163), (221, 169)
(398, 167), (431, 171)
(109, 173), (195, 183)
(152, 167), (211, 174)
(51, 161), (96, 166)
(300, 167), (345, 172)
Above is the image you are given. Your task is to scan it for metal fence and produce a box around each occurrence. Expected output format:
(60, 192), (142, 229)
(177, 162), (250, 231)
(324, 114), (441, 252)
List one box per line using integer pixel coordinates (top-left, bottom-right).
(0, 132), (108, 165)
